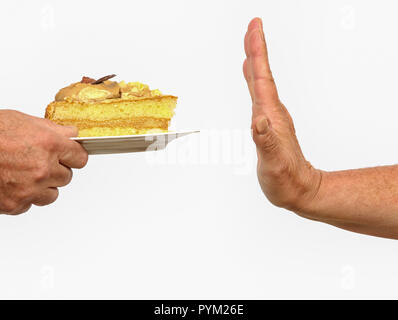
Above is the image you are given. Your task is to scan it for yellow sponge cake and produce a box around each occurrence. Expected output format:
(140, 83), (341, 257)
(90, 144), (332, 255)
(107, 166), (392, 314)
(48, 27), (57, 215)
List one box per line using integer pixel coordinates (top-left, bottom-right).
(45, 75), (177, 137)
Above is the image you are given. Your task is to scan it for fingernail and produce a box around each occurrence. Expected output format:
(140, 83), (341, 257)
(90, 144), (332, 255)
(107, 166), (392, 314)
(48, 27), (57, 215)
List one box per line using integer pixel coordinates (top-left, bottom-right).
(255, 117), (269, 135)
(258, 17), (263, 29)
(259, 29), (265, 42)
(258, 19), (265, 41)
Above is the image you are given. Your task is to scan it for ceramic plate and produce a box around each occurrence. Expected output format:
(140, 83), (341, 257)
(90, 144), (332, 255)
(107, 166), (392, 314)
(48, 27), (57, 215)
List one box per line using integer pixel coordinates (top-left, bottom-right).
(71, 130), (199, 155)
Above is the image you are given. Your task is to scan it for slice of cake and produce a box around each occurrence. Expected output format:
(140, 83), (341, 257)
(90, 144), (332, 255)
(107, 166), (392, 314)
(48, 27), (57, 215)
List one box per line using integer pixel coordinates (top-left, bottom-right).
(45, 75), (177, 137)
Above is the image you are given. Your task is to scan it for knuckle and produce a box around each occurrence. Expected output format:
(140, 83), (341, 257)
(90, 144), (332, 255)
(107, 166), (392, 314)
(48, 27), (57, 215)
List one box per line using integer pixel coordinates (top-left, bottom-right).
(39, 132), (58, 150)
(33, 164), (51, 182)
(254, 73), (275, 84)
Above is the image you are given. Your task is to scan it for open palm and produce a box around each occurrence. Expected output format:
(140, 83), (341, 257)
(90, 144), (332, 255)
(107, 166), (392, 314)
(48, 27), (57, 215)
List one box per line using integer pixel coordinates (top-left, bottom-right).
(243, 18), (321, 213)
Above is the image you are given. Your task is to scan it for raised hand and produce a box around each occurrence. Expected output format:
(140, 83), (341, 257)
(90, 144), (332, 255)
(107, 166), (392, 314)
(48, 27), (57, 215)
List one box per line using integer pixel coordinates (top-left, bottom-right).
(243, 18), (322, 212)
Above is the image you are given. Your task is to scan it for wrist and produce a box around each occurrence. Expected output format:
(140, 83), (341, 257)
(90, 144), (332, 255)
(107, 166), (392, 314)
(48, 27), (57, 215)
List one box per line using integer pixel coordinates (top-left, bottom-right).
(288, 166), (325, 217)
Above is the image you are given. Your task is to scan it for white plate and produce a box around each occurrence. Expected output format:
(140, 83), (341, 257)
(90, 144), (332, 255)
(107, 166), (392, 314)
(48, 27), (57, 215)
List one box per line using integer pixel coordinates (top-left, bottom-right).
(71, 130), (199, 155)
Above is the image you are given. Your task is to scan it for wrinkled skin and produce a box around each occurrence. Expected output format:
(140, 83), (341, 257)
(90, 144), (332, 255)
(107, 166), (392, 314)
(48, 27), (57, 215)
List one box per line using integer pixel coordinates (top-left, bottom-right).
(0, 110), (88, 215)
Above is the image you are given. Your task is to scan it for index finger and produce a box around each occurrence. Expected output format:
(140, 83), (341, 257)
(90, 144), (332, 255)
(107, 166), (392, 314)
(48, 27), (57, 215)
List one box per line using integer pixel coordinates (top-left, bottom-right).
(57, 138), (88, 169)
(246, 18), (280, 108)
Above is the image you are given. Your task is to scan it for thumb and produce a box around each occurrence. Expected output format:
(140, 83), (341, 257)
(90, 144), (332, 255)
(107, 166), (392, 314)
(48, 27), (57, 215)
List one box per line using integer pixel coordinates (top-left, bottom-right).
(252, 116), (279, 159)
(43, 118), (79, 137)
(56, 125), (79, 138)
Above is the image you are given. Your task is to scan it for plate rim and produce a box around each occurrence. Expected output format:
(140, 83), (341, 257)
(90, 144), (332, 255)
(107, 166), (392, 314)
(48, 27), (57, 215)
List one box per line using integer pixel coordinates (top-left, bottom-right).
(71, 130), (200, 141)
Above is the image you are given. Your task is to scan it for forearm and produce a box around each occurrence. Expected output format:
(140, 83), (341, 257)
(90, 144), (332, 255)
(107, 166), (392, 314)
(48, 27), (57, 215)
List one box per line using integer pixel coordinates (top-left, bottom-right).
(297, 166), (398, 239)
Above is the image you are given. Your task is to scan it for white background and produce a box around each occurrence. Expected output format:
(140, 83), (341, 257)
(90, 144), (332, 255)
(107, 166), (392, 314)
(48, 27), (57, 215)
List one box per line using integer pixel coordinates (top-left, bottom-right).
(0, 0), (397, 299)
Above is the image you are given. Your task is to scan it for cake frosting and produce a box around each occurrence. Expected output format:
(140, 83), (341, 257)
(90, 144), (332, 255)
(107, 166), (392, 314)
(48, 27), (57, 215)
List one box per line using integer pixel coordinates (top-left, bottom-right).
(55, 80), (120, 102)
(55, 76), (162, 103)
